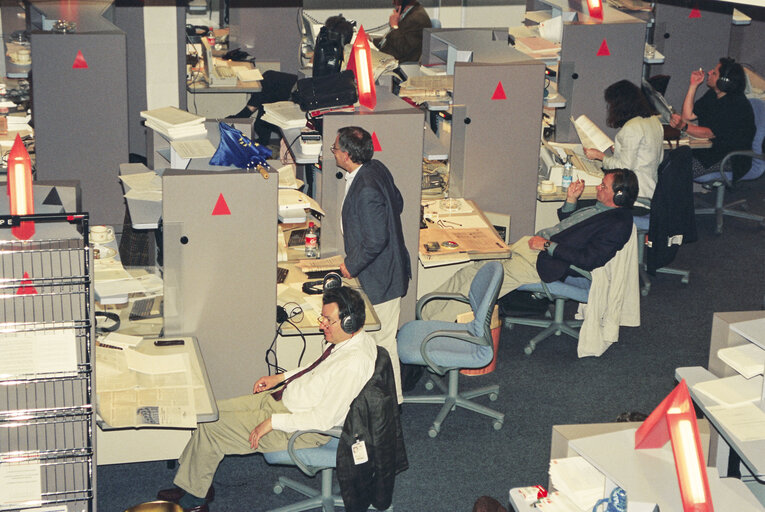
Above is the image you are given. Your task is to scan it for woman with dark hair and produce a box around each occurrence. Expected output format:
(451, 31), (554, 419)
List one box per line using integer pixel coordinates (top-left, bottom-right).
(584, 79), (664, 200)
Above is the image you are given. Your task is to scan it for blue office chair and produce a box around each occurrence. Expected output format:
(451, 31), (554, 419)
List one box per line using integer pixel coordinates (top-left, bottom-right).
(397, 261), (505, 437)
(694, 98), (765, 234)
(503, 274), (591, 355)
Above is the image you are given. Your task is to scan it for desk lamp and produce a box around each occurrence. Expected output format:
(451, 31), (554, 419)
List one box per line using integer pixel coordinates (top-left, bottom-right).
(7, 134), (35, 240)
(347, 26), (376, 110)
(635, 380), (713, 512)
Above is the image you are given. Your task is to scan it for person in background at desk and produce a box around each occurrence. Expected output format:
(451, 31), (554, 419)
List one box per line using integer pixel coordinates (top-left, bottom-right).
(374, 0), (432, 63)
(333, 126), (411, 404)
(584, 80), (663, 205)
(156, 287), (375, 512)
(421, 170), (638, 322)
(669, 57), (755, 178)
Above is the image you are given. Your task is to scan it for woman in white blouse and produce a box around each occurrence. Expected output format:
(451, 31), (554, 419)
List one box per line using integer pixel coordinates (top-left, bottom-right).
(585, 80), (664, 202)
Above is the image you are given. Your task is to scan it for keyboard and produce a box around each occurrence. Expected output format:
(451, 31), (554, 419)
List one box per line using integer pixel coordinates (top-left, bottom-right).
(214, 65), (235, 78)
(277, 267), (289, 284)
(565, 149), (603, 178)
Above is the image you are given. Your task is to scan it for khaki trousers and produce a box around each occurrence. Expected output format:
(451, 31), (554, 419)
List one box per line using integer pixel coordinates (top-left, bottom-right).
(370, 297), (403, 404)
(173, 392), (327, 498)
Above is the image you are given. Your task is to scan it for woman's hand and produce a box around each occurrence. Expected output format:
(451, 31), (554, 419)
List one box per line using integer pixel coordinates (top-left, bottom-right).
(584, 148), (605, 161)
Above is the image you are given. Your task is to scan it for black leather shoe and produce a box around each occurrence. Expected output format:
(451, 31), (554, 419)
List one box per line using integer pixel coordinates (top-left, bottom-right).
(157, 486), (214, 503)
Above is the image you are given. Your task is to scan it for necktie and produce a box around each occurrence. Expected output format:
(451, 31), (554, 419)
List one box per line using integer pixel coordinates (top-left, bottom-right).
(272, 344), (334, 401)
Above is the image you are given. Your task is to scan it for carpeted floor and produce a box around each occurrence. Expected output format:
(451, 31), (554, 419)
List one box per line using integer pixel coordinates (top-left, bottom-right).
(100, 178), (765, 511)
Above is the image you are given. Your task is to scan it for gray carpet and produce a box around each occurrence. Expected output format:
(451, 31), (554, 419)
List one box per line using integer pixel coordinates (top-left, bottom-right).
(99, 179), (765, 511)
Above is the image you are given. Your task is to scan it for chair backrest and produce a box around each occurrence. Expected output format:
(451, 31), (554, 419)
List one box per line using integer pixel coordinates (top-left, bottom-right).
(741, 98), (765, 181)
(467, 262), (504, 340)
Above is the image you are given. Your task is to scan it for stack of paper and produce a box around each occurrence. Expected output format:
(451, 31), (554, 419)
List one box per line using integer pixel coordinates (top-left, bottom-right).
(140, 106), (207, 139)
(549, 457), (605, 510)
(693, 374), (763, 406)
(514, 36), (561, 57)
(535, 491), (588, 512)
(707, 402), (765, 442)
(261, 101), (307, 129)
(718, 344), (765, 379)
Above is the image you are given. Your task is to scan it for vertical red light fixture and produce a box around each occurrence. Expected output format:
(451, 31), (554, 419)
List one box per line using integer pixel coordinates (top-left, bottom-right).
(635, 380), (713, 512)
(349, 26), (376, 110)
(7, 134), (35, 240)
(586, 0), (604, 20)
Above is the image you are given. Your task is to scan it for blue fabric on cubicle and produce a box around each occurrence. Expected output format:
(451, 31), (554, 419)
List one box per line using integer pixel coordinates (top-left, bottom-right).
(209, 122), (272, 169)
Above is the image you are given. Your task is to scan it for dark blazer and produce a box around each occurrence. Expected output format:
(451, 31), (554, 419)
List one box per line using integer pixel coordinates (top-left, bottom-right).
(336, 347), (407, 512)
(379, 2), (432, 63)
(536, 205), (633, 283)
(342, 160), (411, 305)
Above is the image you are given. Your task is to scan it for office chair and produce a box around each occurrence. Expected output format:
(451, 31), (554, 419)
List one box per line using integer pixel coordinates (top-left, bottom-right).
(263, 347), (401, 512)
(397, 261), (505, 437)
(634, 146), (696, 296)
(694, 98), (765, 234)
(503, 273), (591, 355)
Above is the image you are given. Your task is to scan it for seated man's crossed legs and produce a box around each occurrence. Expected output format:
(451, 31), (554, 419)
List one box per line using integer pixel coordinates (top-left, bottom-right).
(421, 236), (542, 322)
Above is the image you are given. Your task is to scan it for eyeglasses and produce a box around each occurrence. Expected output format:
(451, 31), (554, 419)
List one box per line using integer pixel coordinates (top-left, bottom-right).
(317, 315), (340, 327)
(330, 144), (339, 153)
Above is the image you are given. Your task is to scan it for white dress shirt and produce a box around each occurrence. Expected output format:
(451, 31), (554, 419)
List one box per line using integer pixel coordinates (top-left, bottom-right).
(271, 330), (376, 433)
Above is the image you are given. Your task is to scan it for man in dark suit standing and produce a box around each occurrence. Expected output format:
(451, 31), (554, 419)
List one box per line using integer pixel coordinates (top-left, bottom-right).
(333, 126), (411, 404)
(422, 169), (639, 321)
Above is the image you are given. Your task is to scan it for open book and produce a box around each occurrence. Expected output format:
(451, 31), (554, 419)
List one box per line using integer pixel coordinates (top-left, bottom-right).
(571, 115), (614, 153)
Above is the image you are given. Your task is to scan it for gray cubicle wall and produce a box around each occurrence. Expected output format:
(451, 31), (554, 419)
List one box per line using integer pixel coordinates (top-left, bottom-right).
(320, 93), (424, 326)
(162, 170), (277, 400)
(555, 9), (646, 142)
(31, 31), (129, 226)
(228, 1), (302, 75)
(451, 60), (545, 241)
(729, 6), (765, 75)
(651, 0), (733, 112)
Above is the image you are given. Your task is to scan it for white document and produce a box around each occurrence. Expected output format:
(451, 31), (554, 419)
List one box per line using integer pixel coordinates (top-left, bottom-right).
(718, 343), (765, 379)
(277, 164), (304, 189)
(549, 456), (605, 510)
(233, 66), (263, 82)
(140, 106), (204, 128)
(297, 254), (344, 273)
(0, 330), (78, 380)
(571, 115), (614, 153)
(119, 171), (162, 191)
(693, 374), (764, 406)
(708, 402), (765, 442)
(0, 461), (42, 507)
(124, 189), (162, 202)
(125, 349), (190, 374)
(103, 332), (143, 350)
(278, 189), (326, 216)
(171, 138), (217, 159)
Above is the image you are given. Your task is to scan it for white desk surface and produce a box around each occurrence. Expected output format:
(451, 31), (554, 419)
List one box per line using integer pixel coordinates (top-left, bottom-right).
(676, 365), (765, 478)
(570, 427), (764, 511)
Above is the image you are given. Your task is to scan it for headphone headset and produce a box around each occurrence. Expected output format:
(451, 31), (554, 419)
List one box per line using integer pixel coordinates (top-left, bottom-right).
(610, 175), (627, 207)
(716, 59), (734, 93)
(302, 272), (342, 295)
(332, 286), (361, 334)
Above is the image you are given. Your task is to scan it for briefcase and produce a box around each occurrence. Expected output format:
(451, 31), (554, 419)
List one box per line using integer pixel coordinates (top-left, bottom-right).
(292, 70), (358, 112)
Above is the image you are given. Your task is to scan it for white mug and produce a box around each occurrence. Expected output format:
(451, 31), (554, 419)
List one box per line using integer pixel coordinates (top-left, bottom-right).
(540, 180), (555, 193)
(90, 225), (114, 243)
(15, 49), (31, 64)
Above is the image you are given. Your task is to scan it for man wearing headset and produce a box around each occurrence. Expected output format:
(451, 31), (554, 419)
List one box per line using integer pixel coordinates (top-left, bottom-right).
(669, 57), (755, 179)
(422, 169), (638, 322)
(157, 286), (375, 512)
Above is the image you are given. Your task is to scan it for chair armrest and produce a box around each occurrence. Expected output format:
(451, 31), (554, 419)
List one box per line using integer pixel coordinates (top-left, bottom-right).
(420, 328), (488, 375)
(415, 292), (469, 320)
(719, 150), (763, 187)
(537, 267), (591, 301)
(286, 427), (342, 477)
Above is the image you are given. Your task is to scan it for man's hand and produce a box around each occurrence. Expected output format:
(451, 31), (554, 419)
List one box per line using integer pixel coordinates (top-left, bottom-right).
(339, 261), (352, 279)
(250, 418), (272, 450)
(669, 113), (684, 129)
(389, 7), (401, 29)
(690, 68), (705, 87)
(253, 374), (284, 394)
(566, 179), (585, 201)
(584, 148), (605, 161)
(528, 236), (549, 251)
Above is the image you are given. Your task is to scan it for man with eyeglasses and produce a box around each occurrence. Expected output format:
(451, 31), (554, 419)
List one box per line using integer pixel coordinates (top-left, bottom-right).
(332, 126), (411, 405)
(156, 286), (375, 511)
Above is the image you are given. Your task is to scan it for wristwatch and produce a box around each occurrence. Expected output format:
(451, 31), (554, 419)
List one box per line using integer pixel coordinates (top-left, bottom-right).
(543, 240), (551, 250)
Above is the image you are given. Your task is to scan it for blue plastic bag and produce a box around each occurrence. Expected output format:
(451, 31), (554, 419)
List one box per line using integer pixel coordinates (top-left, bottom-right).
(209, 122), (272, 169)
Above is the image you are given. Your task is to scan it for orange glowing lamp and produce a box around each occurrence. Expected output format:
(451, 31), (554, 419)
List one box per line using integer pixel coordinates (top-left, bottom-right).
(348, 26), (376, 110)
(7, 134), (35, 240)
(635, 380), (713, 512)
(586, 0), (604, 19)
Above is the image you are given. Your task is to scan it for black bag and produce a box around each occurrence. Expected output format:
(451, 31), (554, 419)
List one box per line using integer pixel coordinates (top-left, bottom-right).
(292, 70), (358, 112)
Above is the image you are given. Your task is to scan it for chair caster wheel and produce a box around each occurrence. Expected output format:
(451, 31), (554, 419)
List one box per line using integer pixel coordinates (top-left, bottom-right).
(524, 345), (533, 356)
(641, 286), (649, 297)
(681, 276), (689, 284)
(489, 392), (498, 401)
(493, 420), (503, 430)
(273, 484), (284, 495)
(428, 427), (439, 438)
(424, 381), (434, 391)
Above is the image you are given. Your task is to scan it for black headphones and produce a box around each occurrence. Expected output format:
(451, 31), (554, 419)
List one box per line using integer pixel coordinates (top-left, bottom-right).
(332, 286), (362, 334)
(302, 271), (342, 295)
(717, 58), (734, 93)
(612, 185), (627, 207)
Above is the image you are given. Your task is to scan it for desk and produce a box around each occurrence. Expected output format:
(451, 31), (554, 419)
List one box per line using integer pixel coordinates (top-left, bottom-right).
(664, 136), (713, 150)
(96, 336), (218, 465)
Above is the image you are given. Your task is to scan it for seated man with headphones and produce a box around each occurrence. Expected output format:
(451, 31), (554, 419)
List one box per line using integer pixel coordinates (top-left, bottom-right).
(669, 57), (755, 179)
(157, 284), (376, 512)
(422, 170), (638, 322)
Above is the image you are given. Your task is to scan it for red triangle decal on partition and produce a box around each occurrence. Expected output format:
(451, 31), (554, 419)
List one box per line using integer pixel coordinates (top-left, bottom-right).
(596, 39), (611, 56)
(491, 81), (507, 100)
(211, 193), (231, 215)
(371, 132), (382, 152)
(72, 50), (88, 69)
(689, 7), (701, 18)
(16, 272), (38, 295)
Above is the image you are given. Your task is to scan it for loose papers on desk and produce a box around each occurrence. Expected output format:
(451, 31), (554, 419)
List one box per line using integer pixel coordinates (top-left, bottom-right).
(718, 343), (765, 379)
(693, 374), (764, 406)
(262, 101), (307, 130)
(707, 402), (765, 442)
(549, 456), (605, 510)
(96, 346), (198, 428)
(141, 106), (207, 140)
(278, 189), (325, 223)
(120, 170), (162, 202)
